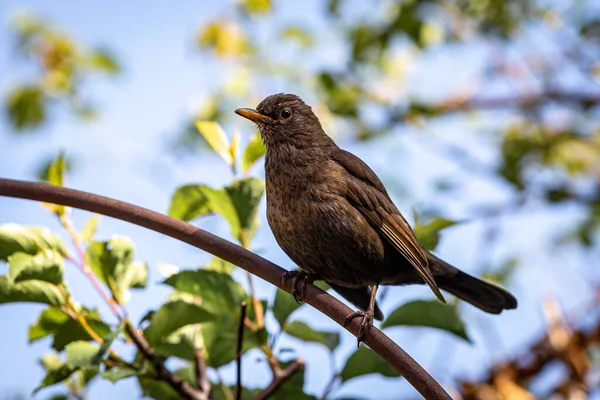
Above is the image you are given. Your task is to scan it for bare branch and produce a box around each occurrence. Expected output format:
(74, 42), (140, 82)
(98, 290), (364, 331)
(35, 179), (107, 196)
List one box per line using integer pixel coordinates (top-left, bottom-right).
(236, 301), (248, 400)
(60, 214), (123, 319)
(254, 358), (304, 400)
(438, 89), (600, 113)
(124, 320), (207, 400)
(0, 178), (452, 400)
(194, 348), (210, 394)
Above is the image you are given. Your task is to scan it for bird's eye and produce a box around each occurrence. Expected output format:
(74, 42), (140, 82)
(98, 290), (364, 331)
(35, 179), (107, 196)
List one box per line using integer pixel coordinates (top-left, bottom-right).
(280, 108), (292, 119)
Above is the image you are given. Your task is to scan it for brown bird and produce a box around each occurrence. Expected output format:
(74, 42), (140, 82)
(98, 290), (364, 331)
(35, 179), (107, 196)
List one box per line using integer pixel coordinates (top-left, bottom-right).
(236, 93), (517, 343)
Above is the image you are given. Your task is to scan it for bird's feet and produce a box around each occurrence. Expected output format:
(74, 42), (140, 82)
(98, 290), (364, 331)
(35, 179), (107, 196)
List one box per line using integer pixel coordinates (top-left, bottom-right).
(343, 309), (374, 347)
(281, 270), (318, 303)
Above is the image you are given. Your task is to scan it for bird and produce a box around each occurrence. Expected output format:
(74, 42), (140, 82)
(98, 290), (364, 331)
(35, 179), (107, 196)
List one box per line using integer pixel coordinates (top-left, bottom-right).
(235, 93), (517, 343)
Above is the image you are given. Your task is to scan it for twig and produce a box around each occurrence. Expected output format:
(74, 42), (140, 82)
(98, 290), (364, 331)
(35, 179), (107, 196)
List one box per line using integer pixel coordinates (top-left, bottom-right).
(254, 358), (304, 400)
(240, 231), (265, 329)
(124, 319), (206, 400)
(60, 214), (123, 319)
(194, 348), (210, 394)
(0, 178), (453, 400)
(236, 301), (248, 400)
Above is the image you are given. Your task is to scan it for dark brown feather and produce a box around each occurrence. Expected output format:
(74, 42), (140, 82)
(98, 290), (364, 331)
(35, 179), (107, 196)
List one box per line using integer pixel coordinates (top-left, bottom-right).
(332, 149), (445, 302)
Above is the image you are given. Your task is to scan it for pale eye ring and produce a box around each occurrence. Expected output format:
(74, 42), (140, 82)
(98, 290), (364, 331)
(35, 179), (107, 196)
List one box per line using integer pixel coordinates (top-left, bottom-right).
(280, 108), (292, 119)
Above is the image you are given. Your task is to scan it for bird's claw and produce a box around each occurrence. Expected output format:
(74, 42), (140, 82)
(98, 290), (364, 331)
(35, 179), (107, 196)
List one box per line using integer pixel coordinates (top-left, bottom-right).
(281, 271), (317, 303)
(343, 310), (374, 347)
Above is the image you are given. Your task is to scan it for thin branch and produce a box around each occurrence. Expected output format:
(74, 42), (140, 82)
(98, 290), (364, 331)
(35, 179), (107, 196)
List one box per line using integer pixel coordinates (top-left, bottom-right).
(60, 214), (123, 319)
(0, 178), (452, 400)
(194, 348), (210, 394)
(437, 89), (600, 113)
(124, 319), (206, 400)
(236, 301), (248, 400)
(254, 358), (304, 400)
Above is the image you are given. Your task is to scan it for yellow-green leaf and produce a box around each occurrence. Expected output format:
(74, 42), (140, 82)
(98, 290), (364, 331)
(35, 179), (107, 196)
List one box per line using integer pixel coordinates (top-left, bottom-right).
(8, 250), (63, 285)
(42, 152), (67, 216)
(242, 132), (266, 174)
(0, 224), (69, 261)
(0, 276), (65, 306)
(195, 121), (233, 166)
(80, 214), (99, 243)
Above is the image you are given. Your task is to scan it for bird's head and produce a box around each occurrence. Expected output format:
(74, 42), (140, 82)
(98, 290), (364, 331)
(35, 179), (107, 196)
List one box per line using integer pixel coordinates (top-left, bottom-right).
(235, 93), (328, 148)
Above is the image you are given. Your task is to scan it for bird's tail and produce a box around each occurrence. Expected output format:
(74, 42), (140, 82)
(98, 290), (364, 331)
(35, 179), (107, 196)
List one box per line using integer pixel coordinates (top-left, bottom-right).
(327, 282), (384, 321)
(430, 255), (517, 314)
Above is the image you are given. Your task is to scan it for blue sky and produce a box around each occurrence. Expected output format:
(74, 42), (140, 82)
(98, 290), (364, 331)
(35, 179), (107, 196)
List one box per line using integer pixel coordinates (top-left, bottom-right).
(1, 1), (598, 399)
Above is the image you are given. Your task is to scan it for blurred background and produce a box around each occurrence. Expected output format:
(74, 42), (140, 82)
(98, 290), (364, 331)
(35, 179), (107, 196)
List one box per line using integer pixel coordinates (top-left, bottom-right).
(0, 0), (599, 399)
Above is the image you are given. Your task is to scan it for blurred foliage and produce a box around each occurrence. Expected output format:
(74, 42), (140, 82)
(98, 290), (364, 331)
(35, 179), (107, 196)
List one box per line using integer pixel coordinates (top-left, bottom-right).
(2, 0), (600, 398)
(4, 13), (120, 132)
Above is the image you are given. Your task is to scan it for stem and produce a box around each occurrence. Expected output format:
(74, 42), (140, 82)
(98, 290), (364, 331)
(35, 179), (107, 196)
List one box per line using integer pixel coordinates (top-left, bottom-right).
(239, 230), (264, 329)
(253, 358), (304, 400)
(194, 348), (210, 394)
(236, 301), (248, 400)
(59, 289), (130, 366)
(60, 214), (122, 319)
(124, 319), (206, 400)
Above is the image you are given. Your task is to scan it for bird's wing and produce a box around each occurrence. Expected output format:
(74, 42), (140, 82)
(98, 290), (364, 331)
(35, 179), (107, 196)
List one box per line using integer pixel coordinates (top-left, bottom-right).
(332, 149), (445, 302)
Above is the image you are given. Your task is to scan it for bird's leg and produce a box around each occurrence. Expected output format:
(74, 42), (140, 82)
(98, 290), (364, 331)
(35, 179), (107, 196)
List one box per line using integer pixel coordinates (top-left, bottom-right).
(281, 270), (319, 303)
(343, 285), (379, 346)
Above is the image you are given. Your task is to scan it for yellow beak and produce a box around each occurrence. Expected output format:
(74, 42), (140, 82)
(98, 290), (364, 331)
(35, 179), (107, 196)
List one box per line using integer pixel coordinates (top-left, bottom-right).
(235, 108), (272, 123)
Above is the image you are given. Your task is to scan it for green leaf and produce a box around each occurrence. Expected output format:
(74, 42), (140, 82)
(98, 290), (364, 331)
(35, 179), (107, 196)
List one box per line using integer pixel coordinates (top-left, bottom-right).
(28, 307), (70, 343)
(195, 121), (233, 166)
(167, 184), (211, 222)
(153, 311), (262, 368)
(52, 309), (111, 351)
(80, 214), (99, 243)
(144, 300), (216, 345)
(382, 300), (470, 342)
(272, 288), (301, 328)
(170, 179), (264, 242)
(139, 377), (182, 400)
(164, 269), (247, 313)
(201, 316), (265, 368)
(85, 236), (147, 304)
(46, 151), (66, 186)
(0, 224), (68, 261)
(242, 132), (266, 173)
(6, 85), (46, 131)
(102, 367), (139, 383)
(225, 178), (264, 241)
(34, 354), (78, 394)
(284, 320), (340, 351)
(0, 277), (65, 306)
(65, 341), (101, 368)
(340, 347), (401, 382)
(8, 250), (63, 285)
(414, 218), (458, 251)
